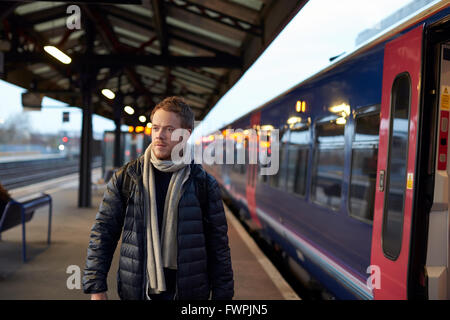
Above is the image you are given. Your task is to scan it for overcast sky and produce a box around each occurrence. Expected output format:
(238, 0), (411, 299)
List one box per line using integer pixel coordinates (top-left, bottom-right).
(0, 0), (438, 141)
(0, 80), (118, 139)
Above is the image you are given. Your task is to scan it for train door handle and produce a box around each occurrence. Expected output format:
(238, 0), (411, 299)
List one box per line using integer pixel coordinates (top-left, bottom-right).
(379, 170), (385, 192)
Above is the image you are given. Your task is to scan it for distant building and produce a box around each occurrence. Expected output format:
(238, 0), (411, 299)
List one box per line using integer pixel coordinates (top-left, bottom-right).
(355, 0), (436, 46)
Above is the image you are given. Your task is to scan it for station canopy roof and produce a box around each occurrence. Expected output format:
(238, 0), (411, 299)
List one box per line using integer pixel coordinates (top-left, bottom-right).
(0, 0), (307, 126)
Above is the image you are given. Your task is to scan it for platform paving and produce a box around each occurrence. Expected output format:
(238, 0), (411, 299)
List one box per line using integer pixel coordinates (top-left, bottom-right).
(0, 174), (299, 300)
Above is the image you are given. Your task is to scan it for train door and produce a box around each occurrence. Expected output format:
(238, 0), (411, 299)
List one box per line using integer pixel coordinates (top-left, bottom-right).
(424, 18), (450, 300)
(246, 112), (262, 229)
(371, 25), (424, 299)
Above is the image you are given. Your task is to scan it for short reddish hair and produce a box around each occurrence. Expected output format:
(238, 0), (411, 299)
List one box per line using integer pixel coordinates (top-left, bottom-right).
(150, 96), (195, 130)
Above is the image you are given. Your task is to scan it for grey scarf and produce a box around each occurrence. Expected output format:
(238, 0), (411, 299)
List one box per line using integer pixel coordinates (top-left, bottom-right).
(143, 143), (190, 297)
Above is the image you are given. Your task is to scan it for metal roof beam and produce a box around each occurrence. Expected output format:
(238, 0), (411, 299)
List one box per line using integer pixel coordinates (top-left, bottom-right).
(147, 0), (171, 96)
(102, 5), (239, 57)
(15, 4), (67, 27)
(200, 0), (306, 118)
(147, 0), (169, 57)
(5, 52), (242, 68)
(11, 0), (142, 3)
(169, 27), (239, 56)
(5, 12), (77, 90)
(164, 0), (262, 37)
(82, 5), (155, 105)
(167, 6), (245, 46)
(0, 2), (20, 21)
(186, 0), (259, 24)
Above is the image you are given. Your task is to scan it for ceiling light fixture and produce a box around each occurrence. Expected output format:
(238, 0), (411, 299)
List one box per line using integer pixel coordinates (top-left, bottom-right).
(44, 45), (72, 64)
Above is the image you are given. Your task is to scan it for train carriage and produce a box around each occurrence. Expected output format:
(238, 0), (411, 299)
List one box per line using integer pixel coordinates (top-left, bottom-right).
(202, 2), (450, 300)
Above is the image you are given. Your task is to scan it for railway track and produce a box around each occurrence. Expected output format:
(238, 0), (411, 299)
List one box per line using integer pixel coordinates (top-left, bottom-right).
(0, 156), (102, 189)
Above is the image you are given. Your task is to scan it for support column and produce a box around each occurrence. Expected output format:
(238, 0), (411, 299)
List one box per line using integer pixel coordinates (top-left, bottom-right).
(113, 92), (123, 168)
(78, 16), (96, 208)
(78, 73), (94, 208)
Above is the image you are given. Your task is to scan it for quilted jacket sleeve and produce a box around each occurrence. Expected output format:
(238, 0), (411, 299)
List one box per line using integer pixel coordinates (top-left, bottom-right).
(82, 170), (125, 294)
(204, 173), (234, 300)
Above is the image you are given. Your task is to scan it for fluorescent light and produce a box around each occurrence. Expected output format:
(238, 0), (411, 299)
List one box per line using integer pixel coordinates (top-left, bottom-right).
(260, 125), (274, 131)
(287, 116), (302, 125)
(329, 103), (350, 116)
(44, 45), (71, 64)
(336, 117), (347, 125)
(102, 89), (115, 100)
(139, 115), (146, 123)
(124, 106), (134, 115)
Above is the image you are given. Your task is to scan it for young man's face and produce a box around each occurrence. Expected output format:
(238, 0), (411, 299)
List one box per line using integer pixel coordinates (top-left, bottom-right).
(151, 109), (190, 160)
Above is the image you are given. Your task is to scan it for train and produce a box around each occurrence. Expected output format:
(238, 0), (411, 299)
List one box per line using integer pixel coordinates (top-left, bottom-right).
(200, 2), (450, 300)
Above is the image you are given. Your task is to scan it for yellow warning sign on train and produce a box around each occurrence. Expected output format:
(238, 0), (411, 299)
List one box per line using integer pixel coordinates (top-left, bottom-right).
(407, 173), (414, 190)
(442, 86), (450, 110)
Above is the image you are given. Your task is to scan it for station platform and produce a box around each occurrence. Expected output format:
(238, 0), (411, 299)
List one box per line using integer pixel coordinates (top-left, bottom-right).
(0, 171), (300, 300)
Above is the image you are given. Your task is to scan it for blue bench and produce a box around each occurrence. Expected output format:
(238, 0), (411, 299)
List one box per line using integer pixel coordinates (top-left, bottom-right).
(0, 193), (52, 262)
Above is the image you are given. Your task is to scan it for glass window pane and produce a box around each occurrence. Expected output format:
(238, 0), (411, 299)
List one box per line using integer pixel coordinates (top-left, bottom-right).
(349, 112), (380, 222)
(287, 125), (310, 195)
(349, 147), (378, 221)
(383, 73), (411, 260)
(311, 148), (344, 209)
(354, 113), (380, 142)
(312, 119), (345, 209)
(269, 142), (287, 189)
(290, 127), (310, 144)
(287, 146), (309, 196)
(258, 164), (268, 183)
(315, 121), (345, 144)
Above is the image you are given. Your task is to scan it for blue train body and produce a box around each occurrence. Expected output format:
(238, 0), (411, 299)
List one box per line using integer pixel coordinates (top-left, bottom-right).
(204, 5), (450, 300)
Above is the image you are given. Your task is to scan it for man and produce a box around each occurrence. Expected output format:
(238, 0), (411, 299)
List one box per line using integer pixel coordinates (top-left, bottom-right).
(82, 96), (234, 300)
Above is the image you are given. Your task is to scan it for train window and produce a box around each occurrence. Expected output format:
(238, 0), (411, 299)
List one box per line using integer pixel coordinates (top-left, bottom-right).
(383, 73), (411, 260)
(315, 120), (345, 144)
(233, 141), (245, 174)
(287, 125), (310, 196)
(311, 120), (345, 209)
(349, 111), (380, 222)
(269, 141), (288, 189)
(258, 132), (270, 184)
(258, 164), (268, 183)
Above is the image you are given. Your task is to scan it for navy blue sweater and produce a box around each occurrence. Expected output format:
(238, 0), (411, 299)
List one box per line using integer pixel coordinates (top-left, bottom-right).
(149, 167), (176, 300)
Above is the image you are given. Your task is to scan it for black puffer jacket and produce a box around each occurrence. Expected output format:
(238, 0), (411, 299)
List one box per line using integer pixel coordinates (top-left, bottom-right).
(82, 156), (234, 300)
